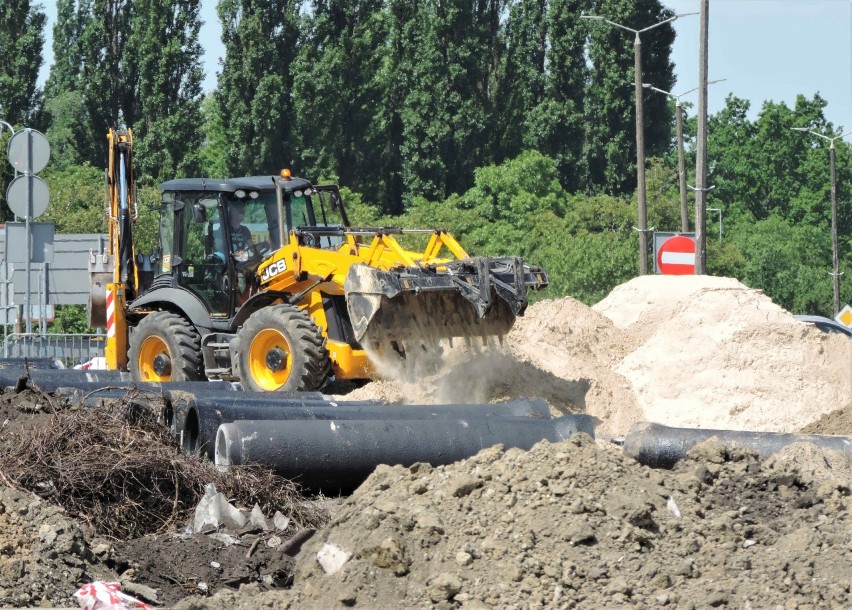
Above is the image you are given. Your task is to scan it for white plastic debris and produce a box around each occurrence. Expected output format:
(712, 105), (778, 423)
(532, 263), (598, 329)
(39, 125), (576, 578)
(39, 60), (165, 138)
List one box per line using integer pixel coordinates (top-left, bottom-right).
(249, 504), (270, 530)
(74, 581), (152, 610)
(317, 542), (352, 575)
(666, 496), (682, 518)
(273, 511), (291, 532)
(193, 483), (247, 532)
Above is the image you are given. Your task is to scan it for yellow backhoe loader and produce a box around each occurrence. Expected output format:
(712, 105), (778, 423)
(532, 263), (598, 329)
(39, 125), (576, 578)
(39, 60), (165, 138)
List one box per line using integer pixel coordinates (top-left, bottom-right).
(88, 129), (549, 391)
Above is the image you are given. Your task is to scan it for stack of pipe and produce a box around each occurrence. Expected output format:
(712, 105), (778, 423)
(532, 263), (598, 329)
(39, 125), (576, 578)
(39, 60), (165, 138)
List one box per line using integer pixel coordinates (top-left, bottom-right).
(168, 392), (558, 459)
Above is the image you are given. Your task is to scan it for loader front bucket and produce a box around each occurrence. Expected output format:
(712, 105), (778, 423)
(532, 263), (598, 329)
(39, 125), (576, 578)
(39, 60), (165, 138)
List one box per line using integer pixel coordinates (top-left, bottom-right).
(344, 257), (548, 346)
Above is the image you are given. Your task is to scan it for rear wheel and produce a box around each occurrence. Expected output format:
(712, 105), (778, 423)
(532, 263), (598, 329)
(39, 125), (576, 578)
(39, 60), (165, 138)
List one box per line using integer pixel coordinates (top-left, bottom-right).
(128, 312), (204, 382)
(235, 304), (330, 392)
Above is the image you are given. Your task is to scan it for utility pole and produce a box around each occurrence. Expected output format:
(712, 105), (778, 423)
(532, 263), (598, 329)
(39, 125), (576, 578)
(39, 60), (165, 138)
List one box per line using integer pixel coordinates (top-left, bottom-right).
(644, 80), (725, 233)
(694, 0), (709, 274)
(582, 10), (696, 275)
(791, 127), (852, 315)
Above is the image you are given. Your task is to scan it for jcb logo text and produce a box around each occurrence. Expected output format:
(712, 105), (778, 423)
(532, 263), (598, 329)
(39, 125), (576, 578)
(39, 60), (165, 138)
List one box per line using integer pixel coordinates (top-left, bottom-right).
(261, 260), (288, 282)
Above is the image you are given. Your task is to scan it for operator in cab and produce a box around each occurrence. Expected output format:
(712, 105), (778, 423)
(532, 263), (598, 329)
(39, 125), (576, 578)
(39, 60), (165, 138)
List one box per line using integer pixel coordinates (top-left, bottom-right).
(227, 201), (253, 261)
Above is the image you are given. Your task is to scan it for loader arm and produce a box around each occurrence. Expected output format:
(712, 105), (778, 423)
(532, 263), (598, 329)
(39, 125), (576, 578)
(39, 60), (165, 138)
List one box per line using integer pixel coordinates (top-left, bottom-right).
(88, 129), (138, 370)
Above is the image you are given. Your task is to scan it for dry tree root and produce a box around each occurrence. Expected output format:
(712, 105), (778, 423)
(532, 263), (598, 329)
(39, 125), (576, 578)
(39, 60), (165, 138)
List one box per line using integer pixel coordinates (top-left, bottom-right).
(0, 398), (327, 539)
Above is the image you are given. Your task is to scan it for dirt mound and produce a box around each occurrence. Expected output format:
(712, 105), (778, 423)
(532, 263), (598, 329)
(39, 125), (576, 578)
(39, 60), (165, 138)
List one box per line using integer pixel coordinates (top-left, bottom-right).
(0, 485), (118, 607)
(177, 435), (851, 609)
(802, 402), (852, 435)
(507, 296), (642, 435)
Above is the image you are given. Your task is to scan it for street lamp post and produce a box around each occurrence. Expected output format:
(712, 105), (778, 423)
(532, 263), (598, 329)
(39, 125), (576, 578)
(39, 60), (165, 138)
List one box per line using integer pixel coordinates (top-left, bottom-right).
(643, 80), (725, 233)
(582, 11), (697, 275)
(791, 127), (852, 315)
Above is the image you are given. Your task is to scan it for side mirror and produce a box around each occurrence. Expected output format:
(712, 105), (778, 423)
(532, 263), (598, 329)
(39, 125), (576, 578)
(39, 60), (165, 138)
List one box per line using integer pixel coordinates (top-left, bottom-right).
(329, 191), (341, 211)
(192, 204), (207, 223)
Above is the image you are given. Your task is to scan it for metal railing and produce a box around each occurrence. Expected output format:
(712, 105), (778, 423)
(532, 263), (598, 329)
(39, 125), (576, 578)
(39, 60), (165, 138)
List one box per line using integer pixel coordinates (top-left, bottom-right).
(3, 333), (106, 368)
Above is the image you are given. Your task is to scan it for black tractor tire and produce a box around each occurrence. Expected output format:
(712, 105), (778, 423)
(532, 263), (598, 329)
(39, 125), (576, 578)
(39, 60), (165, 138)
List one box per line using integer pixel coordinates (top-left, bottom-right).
(128, 311), (204, 382)
(234, 304), (331, 392)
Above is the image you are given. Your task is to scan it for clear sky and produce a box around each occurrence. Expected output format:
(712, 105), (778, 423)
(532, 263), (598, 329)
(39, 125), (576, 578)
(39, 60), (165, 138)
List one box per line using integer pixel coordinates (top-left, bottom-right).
(663, 0), (852, 131)
(38, 0), (852, 130)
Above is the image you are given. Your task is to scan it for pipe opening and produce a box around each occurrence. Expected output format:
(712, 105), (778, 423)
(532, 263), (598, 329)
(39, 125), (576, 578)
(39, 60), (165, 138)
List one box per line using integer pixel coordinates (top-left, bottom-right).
(215, 426), (231, 471)
(182, 408), (200, 455)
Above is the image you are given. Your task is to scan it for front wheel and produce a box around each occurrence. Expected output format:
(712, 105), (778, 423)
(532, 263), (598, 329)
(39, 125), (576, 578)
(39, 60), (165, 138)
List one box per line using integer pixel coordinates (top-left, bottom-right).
(128, 312), (204, 382)
(234, 304), (330, 392)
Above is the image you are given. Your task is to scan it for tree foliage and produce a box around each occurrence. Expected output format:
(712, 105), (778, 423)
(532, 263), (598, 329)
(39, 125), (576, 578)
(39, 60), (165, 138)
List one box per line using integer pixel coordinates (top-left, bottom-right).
(292, 0), (387, 194)
(130, 0), (205, 182)
(43, 0), (204, 181)
(216, 0), (300, 175)
(0, 0), (46, 126)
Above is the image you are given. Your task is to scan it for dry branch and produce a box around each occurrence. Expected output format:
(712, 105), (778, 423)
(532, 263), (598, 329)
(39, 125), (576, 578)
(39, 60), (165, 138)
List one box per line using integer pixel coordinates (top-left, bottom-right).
(0, 398), (326, 539)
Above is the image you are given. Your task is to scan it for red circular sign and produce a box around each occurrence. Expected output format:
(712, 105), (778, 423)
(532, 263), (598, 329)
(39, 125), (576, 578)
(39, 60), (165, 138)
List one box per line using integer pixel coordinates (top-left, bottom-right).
(657, 235), (696, 275)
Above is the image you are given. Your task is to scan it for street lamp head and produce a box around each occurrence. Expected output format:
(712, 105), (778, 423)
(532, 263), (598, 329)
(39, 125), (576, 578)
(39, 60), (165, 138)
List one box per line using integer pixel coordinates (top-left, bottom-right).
(580, 14), (604, 21)
(791, 127), (810, 133)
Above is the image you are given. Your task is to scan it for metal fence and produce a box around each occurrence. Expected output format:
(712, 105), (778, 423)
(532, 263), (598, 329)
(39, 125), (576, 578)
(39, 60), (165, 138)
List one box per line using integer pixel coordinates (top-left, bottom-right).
(3, 333), (106, 367)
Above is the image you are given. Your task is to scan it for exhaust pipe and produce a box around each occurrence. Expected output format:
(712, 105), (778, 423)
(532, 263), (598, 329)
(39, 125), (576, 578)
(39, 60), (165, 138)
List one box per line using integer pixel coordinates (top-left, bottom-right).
(215, 414), (594, 493)
(623, 421), (852, 469)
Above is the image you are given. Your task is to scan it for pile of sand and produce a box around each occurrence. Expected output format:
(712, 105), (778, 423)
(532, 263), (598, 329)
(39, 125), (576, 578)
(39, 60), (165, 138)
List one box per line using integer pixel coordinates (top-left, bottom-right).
(592, 276), (851, 432)
(349, 275), (851, 436)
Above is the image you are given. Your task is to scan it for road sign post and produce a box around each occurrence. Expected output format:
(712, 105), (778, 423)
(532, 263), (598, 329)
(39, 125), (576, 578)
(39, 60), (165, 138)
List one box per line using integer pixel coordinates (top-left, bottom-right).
(6, 128), (50, 333)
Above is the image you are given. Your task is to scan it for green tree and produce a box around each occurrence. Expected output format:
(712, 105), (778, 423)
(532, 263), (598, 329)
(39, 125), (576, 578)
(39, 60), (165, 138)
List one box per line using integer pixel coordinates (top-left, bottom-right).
(131, 0), (205, 182)
(729, 215), (834, 315)
(216, 0), (301, 175)
(583, 0), (675, 195)
(75, 0), (137, 166)
(495, 0), (549, 164)
(497, 0), (590, 192)
(292, 0), (387, 194)
(199, 93), (228, 178)
(394, 0), (502, 205)
(42, 0), (91, 169)
(0, 0), (45, 126)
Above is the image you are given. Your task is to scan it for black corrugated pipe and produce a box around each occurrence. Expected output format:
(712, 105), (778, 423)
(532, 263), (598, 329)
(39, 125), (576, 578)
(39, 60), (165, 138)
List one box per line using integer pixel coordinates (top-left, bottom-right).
(623, 421), (852, 469)
(215, 414), (594, 493)
(173, 395), (553, 459)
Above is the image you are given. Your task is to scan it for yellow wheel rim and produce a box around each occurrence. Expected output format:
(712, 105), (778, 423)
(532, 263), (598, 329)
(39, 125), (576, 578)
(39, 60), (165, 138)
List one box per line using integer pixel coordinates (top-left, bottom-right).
(248, 328), (293, 390)
(137, 336), (172, 382)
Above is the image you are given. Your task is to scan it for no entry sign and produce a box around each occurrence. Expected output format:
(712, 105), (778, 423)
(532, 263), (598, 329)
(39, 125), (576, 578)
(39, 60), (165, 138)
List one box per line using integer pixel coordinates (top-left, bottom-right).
(656, 234), (696, 275)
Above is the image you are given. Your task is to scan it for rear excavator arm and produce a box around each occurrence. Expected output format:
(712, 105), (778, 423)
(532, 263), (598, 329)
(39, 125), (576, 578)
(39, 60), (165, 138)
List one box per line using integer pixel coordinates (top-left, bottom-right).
(87, 129), (138, 370)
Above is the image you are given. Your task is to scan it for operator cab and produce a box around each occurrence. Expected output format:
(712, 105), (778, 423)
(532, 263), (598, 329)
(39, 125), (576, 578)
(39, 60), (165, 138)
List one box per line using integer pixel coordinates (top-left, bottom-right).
(153, 174), (347, 319)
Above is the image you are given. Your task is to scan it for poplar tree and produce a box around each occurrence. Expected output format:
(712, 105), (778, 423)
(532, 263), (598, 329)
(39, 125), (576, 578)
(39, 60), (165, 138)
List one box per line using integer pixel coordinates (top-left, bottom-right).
(131, 0), (205, 181)
(0, 0), (46, 126)
(394, 0), (502, 204)
(583, 0), (674, 195)
(496, 0), (590, 193)
(43, 0), (91, 169)
(536, 0), (590, 193)
(216, 0), (301, 175)
(292, 0), (387, 194)
(76, 0), (138, 166)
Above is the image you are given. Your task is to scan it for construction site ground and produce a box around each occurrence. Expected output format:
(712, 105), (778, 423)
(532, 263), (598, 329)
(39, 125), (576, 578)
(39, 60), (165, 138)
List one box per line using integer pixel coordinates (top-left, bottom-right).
(0, 275), (849, 608)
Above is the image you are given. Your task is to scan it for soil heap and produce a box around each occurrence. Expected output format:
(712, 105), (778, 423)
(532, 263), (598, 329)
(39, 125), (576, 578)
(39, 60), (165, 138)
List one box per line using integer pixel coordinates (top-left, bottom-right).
(0, 274), (849, 608)
(176, 433), (852, 609)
